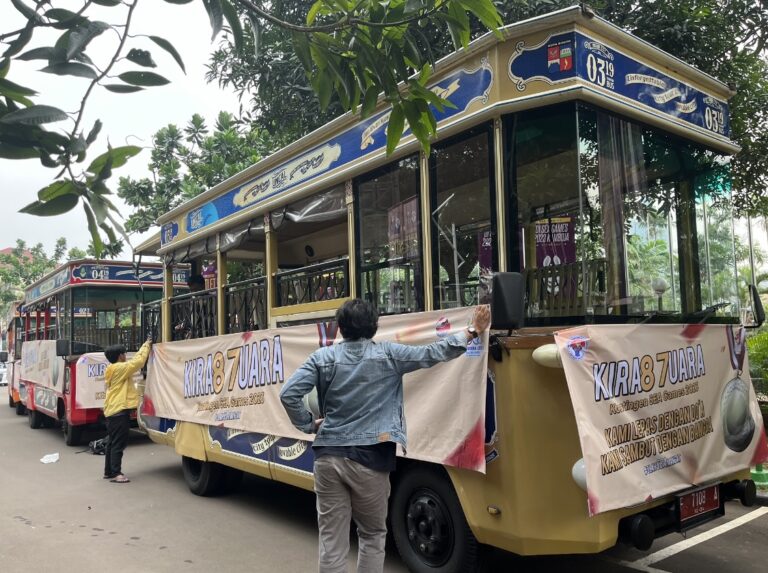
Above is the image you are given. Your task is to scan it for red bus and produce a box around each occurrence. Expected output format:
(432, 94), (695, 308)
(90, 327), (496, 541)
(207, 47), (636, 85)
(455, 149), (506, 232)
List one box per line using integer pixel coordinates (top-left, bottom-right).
(18, 259), (186, 445)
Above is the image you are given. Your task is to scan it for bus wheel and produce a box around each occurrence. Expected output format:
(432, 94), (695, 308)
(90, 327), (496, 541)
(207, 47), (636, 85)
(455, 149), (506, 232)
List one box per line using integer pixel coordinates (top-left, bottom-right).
(63, 421), (83, 446)
(181, 456), (225, 496)
(391, 466), (481, 573)
(15, 401), (26, 416)
(28, 409), (44, 429)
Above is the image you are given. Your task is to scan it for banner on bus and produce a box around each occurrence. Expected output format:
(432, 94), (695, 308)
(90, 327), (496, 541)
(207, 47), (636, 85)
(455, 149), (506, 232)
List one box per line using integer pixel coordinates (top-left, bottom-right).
(21, 340), (64, 390)
(144, 307), (489, 472)
(555, 324), (768, 516)
(75, 353), (143, 410)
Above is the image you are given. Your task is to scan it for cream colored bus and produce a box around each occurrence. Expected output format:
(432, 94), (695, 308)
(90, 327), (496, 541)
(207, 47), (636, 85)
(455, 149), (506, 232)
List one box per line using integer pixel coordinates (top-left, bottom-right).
(137, 6), (764, 572)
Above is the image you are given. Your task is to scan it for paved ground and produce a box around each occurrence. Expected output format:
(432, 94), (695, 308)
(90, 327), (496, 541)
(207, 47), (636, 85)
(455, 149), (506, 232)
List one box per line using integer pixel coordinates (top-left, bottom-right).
(1, 404), (766, 572)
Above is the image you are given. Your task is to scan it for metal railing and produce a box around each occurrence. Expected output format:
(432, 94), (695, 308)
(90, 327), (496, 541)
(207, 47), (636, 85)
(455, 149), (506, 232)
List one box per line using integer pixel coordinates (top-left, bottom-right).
(226, 276), (267, 333)
(141, 300), (162, 343)
(72, 326), (141, 352)
(170, 288), (218, 341)
(275, 258), (349, 307)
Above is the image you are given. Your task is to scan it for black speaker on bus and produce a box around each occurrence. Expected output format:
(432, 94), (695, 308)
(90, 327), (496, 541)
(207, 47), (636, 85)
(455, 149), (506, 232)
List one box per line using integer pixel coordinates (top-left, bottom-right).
(491, 272), (525, 331)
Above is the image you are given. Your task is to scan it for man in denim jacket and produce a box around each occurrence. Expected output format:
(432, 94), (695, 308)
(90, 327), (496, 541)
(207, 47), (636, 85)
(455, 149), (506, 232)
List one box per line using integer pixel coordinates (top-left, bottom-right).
(280, 299), (490, 573)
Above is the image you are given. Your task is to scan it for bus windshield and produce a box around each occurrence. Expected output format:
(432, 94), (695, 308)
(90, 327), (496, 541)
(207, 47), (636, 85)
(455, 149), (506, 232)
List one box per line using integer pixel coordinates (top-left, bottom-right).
(513, 103), (737, 325)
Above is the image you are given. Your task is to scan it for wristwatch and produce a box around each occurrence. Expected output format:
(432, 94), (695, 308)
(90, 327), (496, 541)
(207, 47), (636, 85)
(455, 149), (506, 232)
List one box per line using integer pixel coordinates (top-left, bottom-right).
(466, 326), (478, 339)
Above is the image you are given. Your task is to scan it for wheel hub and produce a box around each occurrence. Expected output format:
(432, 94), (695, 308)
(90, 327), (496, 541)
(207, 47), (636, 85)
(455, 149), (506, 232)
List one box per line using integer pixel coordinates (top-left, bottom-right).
(405, 489), (453, 566)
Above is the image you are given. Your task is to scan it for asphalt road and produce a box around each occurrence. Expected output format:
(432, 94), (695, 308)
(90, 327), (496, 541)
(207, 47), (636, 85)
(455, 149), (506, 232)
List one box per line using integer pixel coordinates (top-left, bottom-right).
(1, 404), (766, 573)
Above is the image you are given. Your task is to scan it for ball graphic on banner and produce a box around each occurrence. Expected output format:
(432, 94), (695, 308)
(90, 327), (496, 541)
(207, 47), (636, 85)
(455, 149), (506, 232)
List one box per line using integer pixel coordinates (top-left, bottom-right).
(720, 377), (755, 452)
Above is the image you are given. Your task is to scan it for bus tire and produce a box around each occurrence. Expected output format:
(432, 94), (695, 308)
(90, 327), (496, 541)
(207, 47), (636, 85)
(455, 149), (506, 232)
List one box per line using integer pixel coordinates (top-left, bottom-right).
(63, 421), (83, 446)
(28, 409), (44, 429)
(391, 465), (482, 573)
(15, 401), (26, 416)
(181, 456), (225, 496)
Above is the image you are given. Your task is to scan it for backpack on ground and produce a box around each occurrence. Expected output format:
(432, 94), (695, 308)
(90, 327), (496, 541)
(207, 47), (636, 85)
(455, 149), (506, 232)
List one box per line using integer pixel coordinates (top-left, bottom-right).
(88, 437), (109, 455)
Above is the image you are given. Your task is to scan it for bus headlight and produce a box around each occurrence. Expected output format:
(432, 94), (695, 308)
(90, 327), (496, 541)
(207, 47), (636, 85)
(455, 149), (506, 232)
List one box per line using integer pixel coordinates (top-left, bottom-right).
(572, 458), (587, 491)
(532, 344), (562, 368)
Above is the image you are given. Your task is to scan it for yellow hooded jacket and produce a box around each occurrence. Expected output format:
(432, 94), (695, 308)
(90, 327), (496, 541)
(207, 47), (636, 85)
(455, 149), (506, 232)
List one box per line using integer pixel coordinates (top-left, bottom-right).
(103, 341), (151, 418)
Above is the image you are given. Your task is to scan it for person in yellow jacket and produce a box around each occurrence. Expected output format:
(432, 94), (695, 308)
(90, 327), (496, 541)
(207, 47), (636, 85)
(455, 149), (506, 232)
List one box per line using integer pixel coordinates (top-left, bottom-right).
(102, 337), (152, 483)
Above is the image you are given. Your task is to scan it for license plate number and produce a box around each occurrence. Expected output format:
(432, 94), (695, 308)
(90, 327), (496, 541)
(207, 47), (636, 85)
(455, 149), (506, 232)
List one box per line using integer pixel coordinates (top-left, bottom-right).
(678, 484), (720, 523)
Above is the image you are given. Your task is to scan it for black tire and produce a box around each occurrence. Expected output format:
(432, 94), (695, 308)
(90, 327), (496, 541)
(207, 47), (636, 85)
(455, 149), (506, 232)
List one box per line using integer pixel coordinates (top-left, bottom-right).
(15, 401), (26, 416)
(28, 408), (44, 429)
(391, 465), (482, 573)
(63, 421), (83, 446)
(181, 456), (225, 496)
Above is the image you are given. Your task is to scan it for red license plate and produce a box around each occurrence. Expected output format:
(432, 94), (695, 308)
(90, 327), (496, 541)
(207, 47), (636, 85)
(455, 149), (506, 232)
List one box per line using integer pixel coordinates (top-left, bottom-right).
(678, 484), (720, 523)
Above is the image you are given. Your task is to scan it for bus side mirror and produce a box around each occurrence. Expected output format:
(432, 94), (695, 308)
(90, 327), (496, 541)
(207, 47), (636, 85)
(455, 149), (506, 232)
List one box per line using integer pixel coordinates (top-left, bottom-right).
(0, 351), (7, 363)
(747, 285), (765, 329)
(491, 272), (525, 331)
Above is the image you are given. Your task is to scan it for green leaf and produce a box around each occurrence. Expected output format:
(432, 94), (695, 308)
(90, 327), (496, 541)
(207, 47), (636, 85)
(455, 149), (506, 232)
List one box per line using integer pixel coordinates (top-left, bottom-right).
(90, 194), (109, 224)
(220, 0), (245, 55)
(386, 104), (405, 156)
(161, 0), (195, 3)
(86, 119), (102, 145)
(92, 0), (123, 5)
(41, 62), (97, 79)
(44, 8), (88, 28)
(83, 202), (103, 256)
(0, 144), (39, 159)
(10, 0), (44, 23)
(148, 36), (186, 73)
(18, 47), (55, 62)
(458, 0), (502, 31)
(362, 84), (380, 118)
(313, 72), (333, 110)
(291, 31), (312, 70)
(0, 59), (9, 79)
(37, 180), (80, 201)
(86, 145), (142, 174)
(103, 84), (145, 93)
(20, 193), (79, 216)
(3, 25), (33, 59)
(0, 77), (38, 97)
(202, 0), (224, 41)
(307, 0), (323, 25)
(126, 48), (157, 68)
(0, 105), (68, 126)
(117, 71), (170, 86)
(66, 22), (110, 60)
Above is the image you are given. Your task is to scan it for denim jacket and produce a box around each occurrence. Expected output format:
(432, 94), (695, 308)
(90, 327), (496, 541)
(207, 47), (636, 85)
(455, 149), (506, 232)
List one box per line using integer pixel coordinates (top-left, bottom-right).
(279, 333), (468, 449)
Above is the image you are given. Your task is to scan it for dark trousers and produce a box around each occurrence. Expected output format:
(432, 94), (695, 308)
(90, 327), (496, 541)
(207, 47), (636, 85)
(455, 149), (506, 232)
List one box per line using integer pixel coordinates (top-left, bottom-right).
(104, 411), (130, 477)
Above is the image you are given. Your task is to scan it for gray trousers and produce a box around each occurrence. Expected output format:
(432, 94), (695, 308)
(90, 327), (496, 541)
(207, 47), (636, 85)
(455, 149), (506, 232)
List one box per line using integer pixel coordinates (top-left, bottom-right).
(314, 455), (391, 573)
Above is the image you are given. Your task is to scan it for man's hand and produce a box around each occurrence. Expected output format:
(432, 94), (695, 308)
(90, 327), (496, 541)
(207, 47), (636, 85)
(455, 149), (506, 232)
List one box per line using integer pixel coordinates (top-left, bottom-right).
(313, 418), (325, 433)
(473, 305), (491, 333)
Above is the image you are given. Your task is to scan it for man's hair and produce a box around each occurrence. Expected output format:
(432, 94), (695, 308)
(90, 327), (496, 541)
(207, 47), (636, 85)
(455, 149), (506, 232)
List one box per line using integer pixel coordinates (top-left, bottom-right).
(187, 274), (205, 290)
(336, 299), (378, 340)
(105, 345), (126, 364)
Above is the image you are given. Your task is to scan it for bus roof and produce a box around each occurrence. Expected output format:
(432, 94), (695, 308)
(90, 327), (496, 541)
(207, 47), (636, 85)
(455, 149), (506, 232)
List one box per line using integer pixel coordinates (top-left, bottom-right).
(22, 259), (185, 306)
(157, 5), (738, 256)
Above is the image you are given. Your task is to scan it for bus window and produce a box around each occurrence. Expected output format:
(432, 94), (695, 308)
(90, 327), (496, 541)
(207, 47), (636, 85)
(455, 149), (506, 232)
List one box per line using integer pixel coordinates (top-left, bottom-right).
(510, 103), (583, 322)
(273, 184), (349, 306)
(430, 126), (496, 309)
(578, 105), (737, 319)
(356, 155), (423, 314)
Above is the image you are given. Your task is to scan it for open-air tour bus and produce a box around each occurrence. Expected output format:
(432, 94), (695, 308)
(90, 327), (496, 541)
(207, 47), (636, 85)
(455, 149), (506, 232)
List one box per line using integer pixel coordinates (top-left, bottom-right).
(135, 6), (767, 572)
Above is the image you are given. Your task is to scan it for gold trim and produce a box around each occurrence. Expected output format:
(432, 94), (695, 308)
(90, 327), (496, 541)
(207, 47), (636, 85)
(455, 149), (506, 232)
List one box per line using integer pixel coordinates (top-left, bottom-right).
(271, 297), (352, 317)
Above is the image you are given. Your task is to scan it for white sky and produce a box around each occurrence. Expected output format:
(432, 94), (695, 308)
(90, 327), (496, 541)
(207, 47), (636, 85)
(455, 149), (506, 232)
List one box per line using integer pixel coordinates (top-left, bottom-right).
(0, 1), (240, 258)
